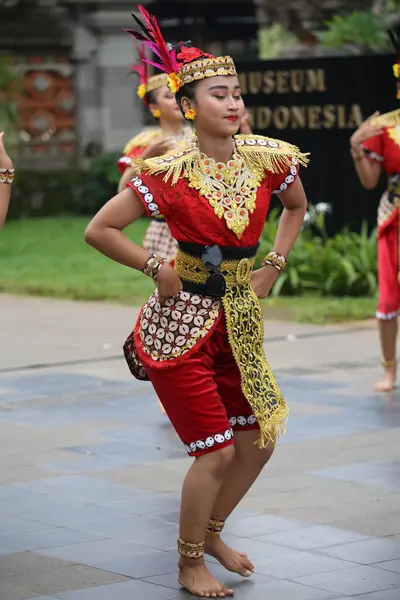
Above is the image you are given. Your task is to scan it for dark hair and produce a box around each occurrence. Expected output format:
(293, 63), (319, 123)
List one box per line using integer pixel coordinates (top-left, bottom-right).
(144, 89), (157, 107)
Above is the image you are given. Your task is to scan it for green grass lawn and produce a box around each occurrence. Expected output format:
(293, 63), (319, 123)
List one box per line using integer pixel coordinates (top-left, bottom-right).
(1, 216), (377, 324)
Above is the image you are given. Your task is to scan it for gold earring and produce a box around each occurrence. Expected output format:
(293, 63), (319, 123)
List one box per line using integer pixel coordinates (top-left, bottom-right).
(184, 108), (196, 120)
(151, 108), (161, 119)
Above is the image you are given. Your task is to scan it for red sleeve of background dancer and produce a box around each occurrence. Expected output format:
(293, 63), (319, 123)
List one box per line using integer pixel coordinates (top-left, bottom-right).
(362, 134), (384, 163)
(117, 146), (147, 174)
(270, 158), (300, 194)
(127, 172), (175, 218)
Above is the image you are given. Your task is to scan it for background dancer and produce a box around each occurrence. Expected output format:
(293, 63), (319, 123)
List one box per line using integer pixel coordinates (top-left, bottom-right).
(350, 28), (400, 392)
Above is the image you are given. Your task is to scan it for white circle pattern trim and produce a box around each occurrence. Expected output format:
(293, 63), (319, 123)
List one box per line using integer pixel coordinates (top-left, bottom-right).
(272, 158), (298, 195)
(229, 415), (257, 427)
(130, 176), (160, 217)
(184, 428), (234, 454)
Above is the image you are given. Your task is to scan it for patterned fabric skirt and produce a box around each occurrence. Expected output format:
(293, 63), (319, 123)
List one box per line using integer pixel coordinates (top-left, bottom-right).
(142, 220), (178, 263)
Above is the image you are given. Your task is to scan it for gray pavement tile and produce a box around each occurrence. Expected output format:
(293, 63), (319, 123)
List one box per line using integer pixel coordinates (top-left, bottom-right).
(0, 545), (22, 557)
(317, 538), (400, 565)
(0, 527), (104, 551)
(10, 476), (142, 505)
(65, 441), (183, 463)
(293, 565), (400, 596)
(0, 583), (39, 600)
(0, 551), (126, 595)
(253, 549), (353, 579)
(202, 535), (295, 563)
(311, 462), (400, 484)
(25, 597), (60, 600)
(155, 510), (180, 524)
(13, 497), (123, 528)
(374, 559), (400, 573)
(354, 590), (400, 599)
(40, 538), (145, 570)
(54, 580), (183, 600)
(215, 578), (339, 599)
(102, 492), (180, 516)
(103, 425), (182, 450)
(224, 514), (302, 537)
(76, 512), (178, 544)
(41, 456), (133, 472)
(255, 524), (371, 551)
(0, 515), (52, 536)
(46, 545), (180, 579)
(144, 561), (273, 590)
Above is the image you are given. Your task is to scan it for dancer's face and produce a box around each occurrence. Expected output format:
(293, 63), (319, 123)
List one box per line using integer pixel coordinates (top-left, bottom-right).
(182, 75), (245, 137)
(150, 86), (184, 123)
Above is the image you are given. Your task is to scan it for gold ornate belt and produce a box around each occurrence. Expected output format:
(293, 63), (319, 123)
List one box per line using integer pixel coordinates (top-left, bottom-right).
(175, 247), (288, 449)
(175, 249), (255, 290)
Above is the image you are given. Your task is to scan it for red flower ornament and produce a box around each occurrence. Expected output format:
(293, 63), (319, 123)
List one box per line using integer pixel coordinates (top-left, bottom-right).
(177, 46), (213, 64)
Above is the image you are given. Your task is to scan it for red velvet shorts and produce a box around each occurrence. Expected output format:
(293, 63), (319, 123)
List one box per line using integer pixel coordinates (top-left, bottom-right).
(145, 315), (259, 457)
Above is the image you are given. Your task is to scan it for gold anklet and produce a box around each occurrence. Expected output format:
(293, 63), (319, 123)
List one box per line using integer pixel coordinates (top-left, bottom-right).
(382, 359), (397, 369)
(177, 537), (205, 559)
(206, 518), (225, 536)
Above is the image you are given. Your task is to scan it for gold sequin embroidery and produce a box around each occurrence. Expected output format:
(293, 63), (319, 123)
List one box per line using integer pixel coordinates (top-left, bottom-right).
(187, 152), (261, 238)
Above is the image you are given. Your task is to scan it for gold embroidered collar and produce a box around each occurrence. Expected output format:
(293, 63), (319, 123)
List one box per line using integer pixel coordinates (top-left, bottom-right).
(134, 134), (309, 239)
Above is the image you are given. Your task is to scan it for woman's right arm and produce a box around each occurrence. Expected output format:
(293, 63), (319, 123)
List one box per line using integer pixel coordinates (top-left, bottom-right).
(85, 187), (182, 300)
(85, 188), (151, 270)
(350, 113), (383, 190)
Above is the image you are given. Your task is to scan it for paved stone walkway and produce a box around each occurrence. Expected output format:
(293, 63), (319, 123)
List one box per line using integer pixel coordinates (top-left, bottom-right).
(1, 293), (400, 600)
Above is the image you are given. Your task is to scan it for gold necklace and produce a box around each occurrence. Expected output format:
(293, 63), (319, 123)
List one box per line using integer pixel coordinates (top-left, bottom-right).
(187, 147), (262, 239)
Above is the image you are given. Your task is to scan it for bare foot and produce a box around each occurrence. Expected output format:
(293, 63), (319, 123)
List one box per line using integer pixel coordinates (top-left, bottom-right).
(179, 559), (234, 597)
(158, 398), (166, 414)
(205, 535), (254, 578)
(374, 366), (396, 392)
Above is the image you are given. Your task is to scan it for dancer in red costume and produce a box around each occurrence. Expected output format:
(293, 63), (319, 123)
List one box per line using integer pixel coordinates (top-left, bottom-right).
(85, 6), (308, 597)
(118, 43), (192, 264)
(0, 133), (14, 229)
(351, 28), (400, 392)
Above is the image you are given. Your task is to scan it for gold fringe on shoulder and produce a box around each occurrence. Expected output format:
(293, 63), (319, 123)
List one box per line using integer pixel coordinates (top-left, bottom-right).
(123, 128), (163, 155)
(134, 134), (309, 186)
(373, 108), (400, 129)
(133, 141), (199, 185)
(235, 134), (309, 178)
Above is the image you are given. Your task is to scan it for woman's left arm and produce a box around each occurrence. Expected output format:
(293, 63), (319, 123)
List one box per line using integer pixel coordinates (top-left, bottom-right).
(271, 176), (308, 257)
(252, 177), (307, 299)
(0, 133), (14, 230)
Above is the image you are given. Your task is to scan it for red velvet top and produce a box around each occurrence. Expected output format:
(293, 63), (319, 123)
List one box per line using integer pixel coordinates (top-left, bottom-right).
(128, 160), (299, 247)
(363, 126), (400, 174)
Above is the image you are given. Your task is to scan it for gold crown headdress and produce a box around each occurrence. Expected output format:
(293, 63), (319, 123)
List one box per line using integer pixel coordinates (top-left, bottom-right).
(125, 5), (237, 95)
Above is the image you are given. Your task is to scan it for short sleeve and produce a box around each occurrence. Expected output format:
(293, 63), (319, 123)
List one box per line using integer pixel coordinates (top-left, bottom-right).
(362, 134), (384, 163)
(117, 146), (145, 174)
(270, 157), (300, 194)
(127, 172), (174, 218)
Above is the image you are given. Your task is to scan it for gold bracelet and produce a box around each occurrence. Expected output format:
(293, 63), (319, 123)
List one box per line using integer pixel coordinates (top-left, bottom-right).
(350, 147), (365, 161)
(262, 251), (287, 273)
(0, 168), (15, 184)
(142, 253), (166, 280)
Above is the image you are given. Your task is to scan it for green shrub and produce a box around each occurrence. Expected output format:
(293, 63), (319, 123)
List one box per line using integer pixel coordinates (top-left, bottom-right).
(257, 206), (377, 297)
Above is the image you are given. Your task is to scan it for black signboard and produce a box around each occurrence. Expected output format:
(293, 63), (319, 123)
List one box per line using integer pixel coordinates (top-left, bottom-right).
(237, 54), (396, 233)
